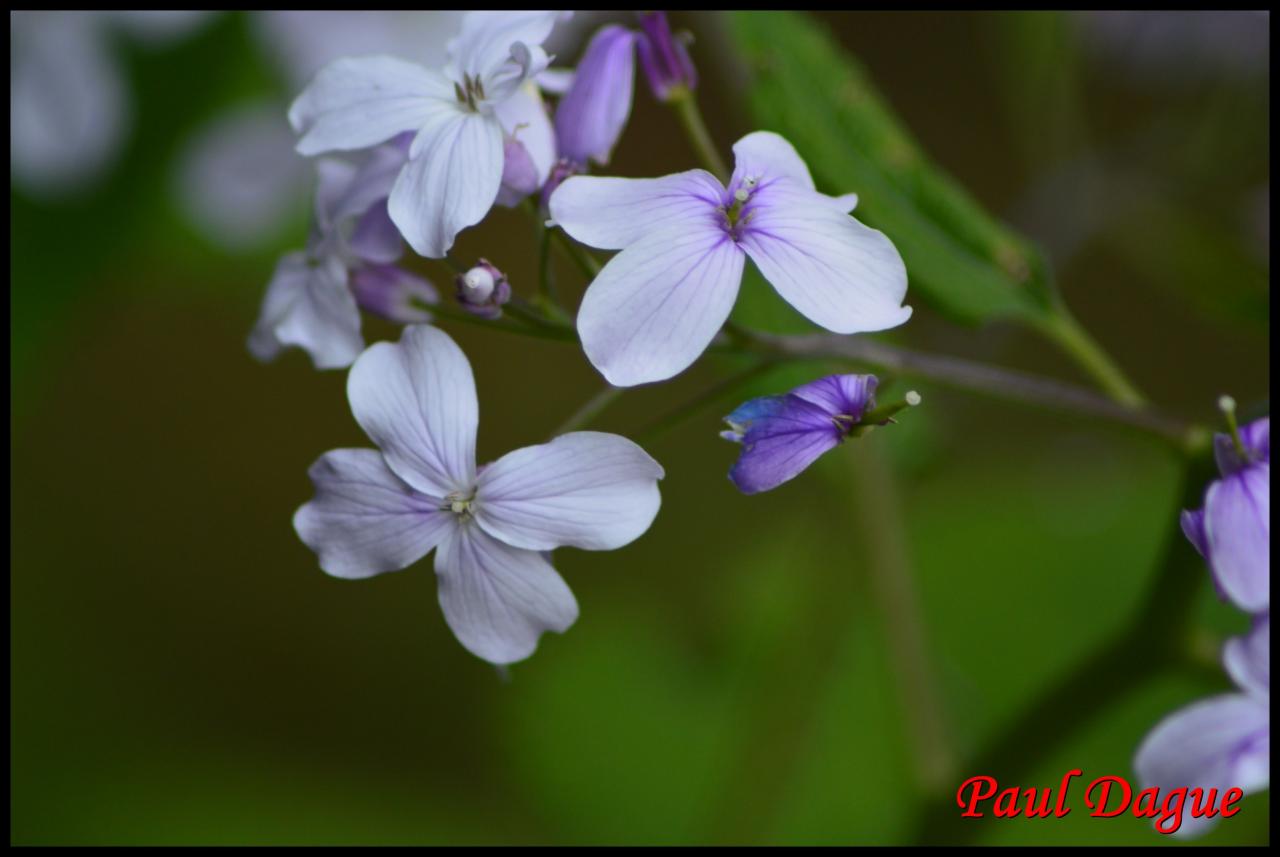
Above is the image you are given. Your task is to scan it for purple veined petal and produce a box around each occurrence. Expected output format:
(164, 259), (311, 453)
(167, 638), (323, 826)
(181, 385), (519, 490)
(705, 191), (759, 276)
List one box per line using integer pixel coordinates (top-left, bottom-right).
(248, 252), (364, 370)
(493, 79), (556, 186)
(347, 202), (404, 265)
(536, 66), (574, 94)
(446, 11), (570, 95)
(474, 431), (664, 552)
(1215, 416), (1271, 476)
(350, 264), (437, 324)
(293, 448), (453, 579)
(1204, 464), (1269, 613)
(1133, 693), (1270, 838)
(389, 108), (505, 258)
(554, 25), (637, 167)
(829, 192), (859, 213)
(494, 137), (541, 208)
(577, 222), (746, 386)
(548, 169), (724, 250)
(288, 55), (454, 156)
(326, 140), (409, 226)
(1181, 507), (1209, 558)
(740, 181), (912, 334)
(730, 130), (817, 192)
(1224, 615), (1269, 699)
(433, 521), (579, 665)
(346, 325), (479, 498)
(789, 374), (879, 421)
(727, 394), (844, 494)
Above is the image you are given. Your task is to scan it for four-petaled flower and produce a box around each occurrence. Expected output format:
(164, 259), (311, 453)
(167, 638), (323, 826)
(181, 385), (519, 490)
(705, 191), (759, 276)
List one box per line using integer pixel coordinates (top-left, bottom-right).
(549, 131), (911, 386)
(288, 11), (567, 258)
(1181, 416), (1270, 614)
(249, 141), (437, 370)
(293, 325), (664, 664)
(1134, 615), (1270, 838)
(721, 374), (885, 494)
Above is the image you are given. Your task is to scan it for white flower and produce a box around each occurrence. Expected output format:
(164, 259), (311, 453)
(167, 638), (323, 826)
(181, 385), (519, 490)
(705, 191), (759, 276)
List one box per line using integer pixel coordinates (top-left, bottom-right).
(287, 11), (569, 258)
(294, 325), (664, 664)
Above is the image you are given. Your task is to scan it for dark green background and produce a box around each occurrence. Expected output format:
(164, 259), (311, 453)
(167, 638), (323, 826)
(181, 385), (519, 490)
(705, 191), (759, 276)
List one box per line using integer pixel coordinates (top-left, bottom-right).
(11, 11), (1269, 845)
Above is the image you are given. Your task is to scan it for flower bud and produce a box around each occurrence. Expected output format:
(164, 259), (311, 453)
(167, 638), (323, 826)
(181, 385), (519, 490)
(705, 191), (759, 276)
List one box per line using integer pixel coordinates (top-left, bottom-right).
(555, 25), (638, 167)
(455, 259), (512, 319)
(636, 11), (697, 102)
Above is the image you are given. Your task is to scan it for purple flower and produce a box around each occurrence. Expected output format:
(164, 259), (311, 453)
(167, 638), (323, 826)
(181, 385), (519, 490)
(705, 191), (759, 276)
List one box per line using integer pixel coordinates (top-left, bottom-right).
(1181, 415), (1270, 614)
(1133, 615), (1269, 838)
(636, 11), (696, 102)
(249, 142), (438, 370)
(294, 326), (664, 664)
(548, 131), (908, 386)
(554, 24), (637, 168)
(288, 11), (570, 257)
(454, 259), (512, 319)
(722, 374), (909, 494)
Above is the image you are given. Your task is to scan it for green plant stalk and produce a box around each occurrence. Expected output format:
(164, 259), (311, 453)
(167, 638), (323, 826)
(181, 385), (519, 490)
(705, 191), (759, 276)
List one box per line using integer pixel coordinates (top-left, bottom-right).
(668, 86), (730, 183)
(551, 384), (626, 438)
(1037, 308), (1147, 408)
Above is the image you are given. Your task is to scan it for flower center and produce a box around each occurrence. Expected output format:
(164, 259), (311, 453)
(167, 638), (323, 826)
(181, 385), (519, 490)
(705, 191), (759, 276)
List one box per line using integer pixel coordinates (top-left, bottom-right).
(443, 490), (476, 519)
(453, 74), (487, 112)
(720, 176), (759, 238)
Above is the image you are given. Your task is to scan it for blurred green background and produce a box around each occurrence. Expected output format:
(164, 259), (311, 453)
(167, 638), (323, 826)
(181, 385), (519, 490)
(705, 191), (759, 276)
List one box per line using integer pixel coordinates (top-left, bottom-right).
(10, 10), (1269, 845)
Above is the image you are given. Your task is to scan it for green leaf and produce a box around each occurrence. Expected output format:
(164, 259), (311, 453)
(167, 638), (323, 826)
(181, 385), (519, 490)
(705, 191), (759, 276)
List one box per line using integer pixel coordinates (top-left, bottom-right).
(727, 11), (1056, 325)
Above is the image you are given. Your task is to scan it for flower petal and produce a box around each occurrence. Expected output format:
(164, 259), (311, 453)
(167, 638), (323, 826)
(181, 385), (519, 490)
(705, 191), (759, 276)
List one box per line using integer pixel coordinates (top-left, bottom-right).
(1215, 416), (1271, 476)
(447, 11), (568, 92)
(577, 223), (745, 386)
(350, 264), (437, 324)
(493, 79), (556, 186)
(727, 394), (843, 494)
(293, 448), (452, 579)
(1133, 693), (1270, 837)
(388, 109), (505, 258)
(730, 130), (858, 212)
(548, 170), (725, 250)
(1204, 464), (1269, 613)
(347, 202), (404, 265)
(741, 182), (912, 334)
(346, 325), (478, 497)
(434, 523), (578, 664)
(1223, 615), (1269, 700)
(248, 252), (363, 370)
(789, 374), (878, 420)
(554, 25), (637, 167)
(289, 56), (452, 156)
(1180, 507), (1209, 558)
(475, 431), (664, 551)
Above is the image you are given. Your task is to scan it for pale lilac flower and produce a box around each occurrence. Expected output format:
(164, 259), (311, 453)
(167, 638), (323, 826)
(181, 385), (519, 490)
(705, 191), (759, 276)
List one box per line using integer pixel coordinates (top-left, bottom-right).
(10, 11), (210, 198)
(455, 260), (512, 319)
(249, 142), (438, 369)
(722, 374), (910, 494)
(287, 11), (570, 258)
(294, 325), (664, 664)
(1182, 415), (1270, 614)
(635, 11), (696, 102)
(1133, 615), (1269, 838)
(549, 131), (908, 386)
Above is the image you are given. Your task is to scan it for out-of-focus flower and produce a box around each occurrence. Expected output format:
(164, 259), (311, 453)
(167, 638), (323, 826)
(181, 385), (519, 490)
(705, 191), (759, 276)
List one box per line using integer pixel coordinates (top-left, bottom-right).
(249, 141), (437, 369)
(288, 11), (570, 258)
(10, 11), (210, 198)
(635, 11), (697, 102)
(548, 130), (905, 386)
(1181, 413), (1270, 614)
(293, 325), (664, 664)
(455, 260), (512, 319)
(722, 375), (918, 494)
(1133, 615), (1270, 837)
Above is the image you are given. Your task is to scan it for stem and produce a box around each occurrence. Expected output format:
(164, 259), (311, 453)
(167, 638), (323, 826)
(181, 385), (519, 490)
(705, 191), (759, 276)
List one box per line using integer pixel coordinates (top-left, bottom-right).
(635, 359), (778, 442)
(547, 227), (602, 280)
(668, 86), (730, 183)
(910, 449), (1218, 845)
(847, 439), (956, 796)
(739, 329), (1201, 451)
(1037, 308), (1146, 407)
(421, 301), (577, 343)
(551, 384), (625, 437)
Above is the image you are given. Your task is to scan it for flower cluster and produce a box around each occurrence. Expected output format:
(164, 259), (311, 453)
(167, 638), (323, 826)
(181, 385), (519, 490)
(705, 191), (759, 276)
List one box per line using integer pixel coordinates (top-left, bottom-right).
(1133, 405), (1270, 837)
(251, 11), (916, 665)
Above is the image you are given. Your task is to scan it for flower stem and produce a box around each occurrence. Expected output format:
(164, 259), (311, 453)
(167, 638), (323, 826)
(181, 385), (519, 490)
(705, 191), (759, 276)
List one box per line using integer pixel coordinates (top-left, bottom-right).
(1037, 308), (1146, 408)
(635, 359), (779, 442)
(668, 86), (730, 183)
(551, 384), (625, 437)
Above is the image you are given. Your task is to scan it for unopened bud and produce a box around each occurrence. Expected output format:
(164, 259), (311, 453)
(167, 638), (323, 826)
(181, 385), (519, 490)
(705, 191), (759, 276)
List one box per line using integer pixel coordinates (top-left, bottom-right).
(636, 11), (697, 102)
(455, 259), (511, 319)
